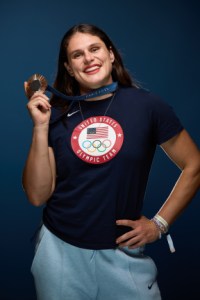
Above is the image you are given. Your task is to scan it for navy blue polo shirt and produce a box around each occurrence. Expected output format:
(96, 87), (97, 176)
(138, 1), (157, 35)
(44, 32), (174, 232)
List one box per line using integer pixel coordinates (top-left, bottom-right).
(43, 87), (183, 249)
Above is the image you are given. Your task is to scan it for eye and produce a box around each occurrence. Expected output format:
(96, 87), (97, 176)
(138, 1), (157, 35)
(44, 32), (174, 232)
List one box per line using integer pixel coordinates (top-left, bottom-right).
(72, 52), (82, 59)
(91, 46), (100, 53)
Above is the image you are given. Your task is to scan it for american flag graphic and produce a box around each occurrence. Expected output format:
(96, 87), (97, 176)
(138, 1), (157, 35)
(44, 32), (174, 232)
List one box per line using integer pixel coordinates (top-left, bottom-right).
(87, 126), (108, 139)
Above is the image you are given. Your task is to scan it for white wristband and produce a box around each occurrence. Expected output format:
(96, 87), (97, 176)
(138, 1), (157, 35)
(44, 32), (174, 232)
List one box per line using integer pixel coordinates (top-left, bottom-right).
(152, 214), (175, 253)
(166, 233), (176, 253)
(153, 214), (169, 234)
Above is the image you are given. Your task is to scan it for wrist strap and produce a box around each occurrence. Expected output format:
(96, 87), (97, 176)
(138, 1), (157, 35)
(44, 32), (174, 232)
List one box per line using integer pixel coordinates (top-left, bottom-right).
(152, 214), (175, 253)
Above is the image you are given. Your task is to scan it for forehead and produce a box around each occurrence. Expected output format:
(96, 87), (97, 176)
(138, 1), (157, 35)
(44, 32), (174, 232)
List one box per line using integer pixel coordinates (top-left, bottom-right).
(67, 32), (104, 52)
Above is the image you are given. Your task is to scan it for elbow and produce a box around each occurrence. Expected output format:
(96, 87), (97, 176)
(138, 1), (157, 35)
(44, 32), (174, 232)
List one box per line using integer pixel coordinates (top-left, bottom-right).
(192, 157), (200, 178)
(22, 178), (54, 207)
(26, 192), (49, 207)
(184, 158), (200, 187)
(23, 188), (51, 207)
(29, 197), (47, 207)
(195, 163), (200, 188)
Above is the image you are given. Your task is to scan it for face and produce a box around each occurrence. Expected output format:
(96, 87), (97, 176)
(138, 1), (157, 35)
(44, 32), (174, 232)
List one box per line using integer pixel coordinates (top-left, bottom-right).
(65, 32), (115, 93)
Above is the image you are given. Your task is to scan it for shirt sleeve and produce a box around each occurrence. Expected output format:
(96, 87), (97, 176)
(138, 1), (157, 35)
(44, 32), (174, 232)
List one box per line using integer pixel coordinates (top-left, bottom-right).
(150, 94), (184, 145)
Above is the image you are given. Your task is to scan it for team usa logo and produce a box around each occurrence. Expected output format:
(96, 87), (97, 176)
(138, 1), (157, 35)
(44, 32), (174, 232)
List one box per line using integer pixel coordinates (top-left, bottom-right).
(71, 116), (124, 164)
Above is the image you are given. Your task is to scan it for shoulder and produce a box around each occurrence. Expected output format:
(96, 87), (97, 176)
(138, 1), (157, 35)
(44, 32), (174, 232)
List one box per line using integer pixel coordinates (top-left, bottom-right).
(117, 86), (169, 109)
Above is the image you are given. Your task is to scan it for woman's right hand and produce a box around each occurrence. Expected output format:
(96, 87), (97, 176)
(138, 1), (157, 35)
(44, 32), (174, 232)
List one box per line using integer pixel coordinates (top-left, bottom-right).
(24, 81), (51, 127)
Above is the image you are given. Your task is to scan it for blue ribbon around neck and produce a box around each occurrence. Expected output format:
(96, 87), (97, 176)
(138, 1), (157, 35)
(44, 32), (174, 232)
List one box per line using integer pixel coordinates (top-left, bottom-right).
(46, 82), (118, 101)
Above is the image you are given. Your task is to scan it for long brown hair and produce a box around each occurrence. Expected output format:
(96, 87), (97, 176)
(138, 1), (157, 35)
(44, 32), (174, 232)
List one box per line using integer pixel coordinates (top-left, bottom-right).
(51, 23), (139, 107)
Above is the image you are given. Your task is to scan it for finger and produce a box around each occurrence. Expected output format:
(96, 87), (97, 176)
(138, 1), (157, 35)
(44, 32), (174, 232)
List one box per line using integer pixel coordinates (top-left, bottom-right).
(116, 230), (136, 244)
(29, 94), (51, 107)
(31, 91), (50, 102)
(116, 219), (135, 227)
(28, 99), (51, 111)
(28, 96), (50, 107)
(118, 236), (141, 248)
(128, 242), (143, 249)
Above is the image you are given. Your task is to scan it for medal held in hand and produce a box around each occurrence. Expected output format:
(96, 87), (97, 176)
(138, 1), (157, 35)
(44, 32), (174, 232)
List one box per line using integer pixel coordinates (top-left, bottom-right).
(25, 74), (48, 99)
(24, 73), (118, 101)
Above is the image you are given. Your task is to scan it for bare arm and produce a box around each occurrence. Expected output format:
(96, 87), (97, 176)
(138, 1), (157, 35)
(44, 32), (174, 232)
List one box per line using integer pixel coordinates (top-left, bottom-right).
(116, 129), (200, 248)
(22, 127), (56, 206)
(157, 129), (200, 224)
(22, 85), (56, 206)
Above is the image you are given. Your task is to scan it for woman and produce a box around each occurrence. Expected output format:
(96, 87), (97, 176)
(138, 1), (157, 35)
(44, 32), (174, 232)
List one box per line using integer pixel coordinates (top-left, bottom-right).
(23, 23), (200, 300)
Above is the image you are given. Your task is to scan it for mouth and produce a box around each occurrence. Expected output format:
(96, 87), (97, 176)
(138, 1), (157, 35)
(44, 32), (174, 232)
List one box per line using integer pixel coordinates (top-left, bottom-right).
(84, 64), (101, 74)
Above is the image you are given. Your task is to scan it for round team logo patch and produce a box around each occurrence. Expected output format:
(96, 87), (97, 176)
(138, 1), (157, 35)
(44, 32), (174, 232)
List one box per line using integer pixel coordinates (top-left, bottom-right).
(71, 116), (124, 164)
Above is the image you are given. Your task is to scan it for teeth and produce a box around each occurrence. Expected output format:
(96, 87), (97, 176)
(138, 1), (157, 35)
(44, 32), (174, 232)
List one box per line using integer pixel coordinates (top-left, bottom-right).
(85, 66), (99, 72)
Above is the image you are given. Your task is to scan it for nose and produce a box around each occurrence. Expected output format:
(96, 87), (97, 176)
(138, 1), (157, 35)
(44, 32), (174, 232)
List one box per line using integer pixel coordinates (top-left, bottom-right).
(84, 51), (94, 64)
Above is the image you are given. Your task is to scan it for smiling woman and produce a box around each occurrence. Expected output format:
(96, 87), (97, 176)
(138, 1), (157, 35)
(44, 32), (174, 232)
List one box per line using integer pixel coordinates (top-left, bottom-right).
(22, 23), (200, 300)
(49, 23), (138, 108)
(64, 33), (115, 92)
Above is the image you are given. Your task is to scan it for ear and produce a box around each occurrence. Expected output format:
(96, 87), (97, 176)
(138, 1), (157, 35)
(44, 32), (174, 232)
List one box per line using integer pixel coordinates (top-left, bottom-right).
(109, 48), (115, 63)
(64, 62), (74, 76)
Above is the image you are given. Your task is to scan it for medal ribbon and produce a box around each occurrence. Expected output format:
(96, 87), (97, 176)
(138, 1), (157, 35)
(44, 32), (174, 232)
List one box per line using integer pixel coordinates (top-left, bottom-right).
(26, 73), (118, 101)
(47, 82), (118, 101)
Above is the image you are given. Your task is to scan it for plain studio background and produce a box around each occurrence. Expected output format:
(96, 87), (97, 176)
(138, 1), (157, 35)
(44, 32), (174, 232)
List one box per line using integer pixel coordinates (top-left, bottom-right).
(0, 0), (199, 299)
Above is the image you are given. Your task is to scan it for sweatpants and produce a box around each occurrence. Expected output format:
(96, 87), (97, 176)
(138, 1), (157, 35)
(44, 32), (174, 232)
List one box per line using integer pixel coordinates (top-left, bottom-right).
(31, 225), (162, 300)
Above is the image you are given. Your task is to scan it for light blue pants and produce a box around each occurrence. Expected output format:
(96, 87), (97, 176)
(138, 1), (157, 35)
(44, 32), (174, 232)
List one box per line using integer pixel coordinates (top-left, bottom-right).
(31, 225), (162, 300)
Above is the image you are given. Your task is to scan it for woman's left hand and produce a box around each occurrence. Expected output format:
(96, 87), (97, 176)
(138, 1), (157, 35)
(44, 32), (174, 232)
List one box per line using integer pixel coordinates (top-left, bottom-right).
(116, 216), (160, 249)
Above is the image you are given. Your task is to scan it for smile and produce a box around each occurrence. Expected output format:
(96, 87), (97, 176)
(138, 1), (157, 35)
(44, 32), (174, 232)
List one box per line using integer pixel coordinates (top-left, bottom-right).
(84, 65), (101, 73)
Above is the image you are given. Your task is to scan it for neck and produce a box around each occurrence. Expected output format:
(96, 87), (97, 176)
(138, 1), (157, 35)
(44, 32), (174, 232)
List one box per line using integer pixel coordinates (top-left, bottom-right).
(84, 93), (113, 101)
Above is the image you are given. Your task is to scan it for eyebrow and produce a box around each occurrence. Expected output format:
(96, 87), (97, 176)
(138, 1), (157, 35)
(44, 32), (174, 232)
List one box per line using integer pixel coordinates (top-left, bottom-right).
(69, 43), (102, 56)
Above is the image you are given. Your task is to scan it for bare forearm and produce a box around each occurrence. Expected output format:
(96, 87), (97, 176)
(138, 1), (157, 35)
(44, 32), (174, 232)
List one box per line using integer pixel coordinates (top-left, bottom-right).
(23, 126), (54, 206)
(157, 166), (200, 225)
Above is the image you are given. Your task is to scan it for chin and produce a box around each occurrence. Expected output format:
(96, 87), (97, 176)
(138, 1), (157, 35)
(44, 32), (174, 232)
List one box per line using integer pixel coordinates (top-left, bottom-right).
(83, 78), (112, 91)
(80, 82), (102, 93)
